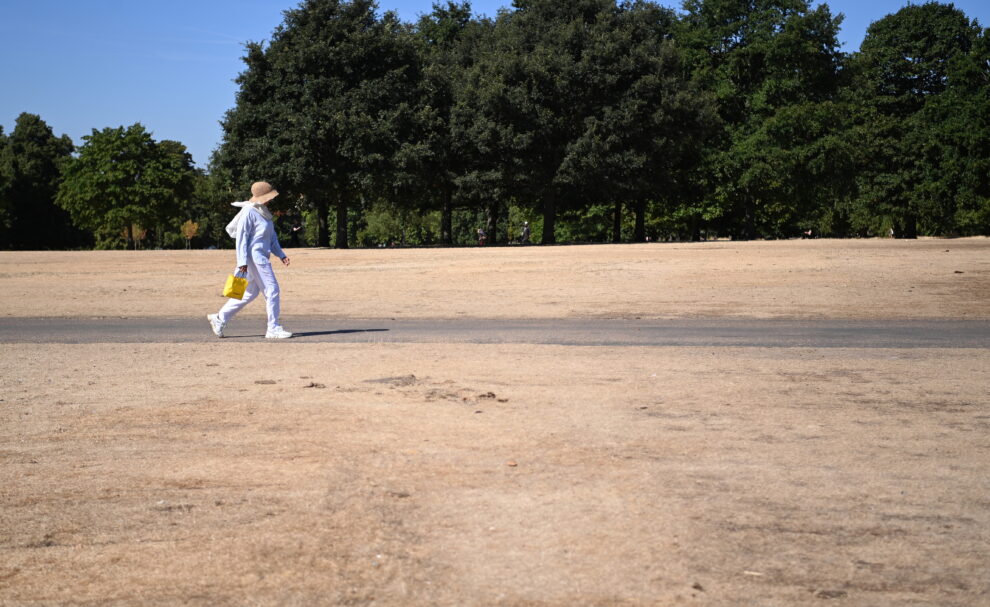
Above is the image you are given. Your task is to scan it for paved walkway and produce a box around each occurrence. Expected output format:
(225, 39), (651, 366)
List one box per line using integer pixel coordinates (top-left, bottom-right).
(1, 317), (987, 348)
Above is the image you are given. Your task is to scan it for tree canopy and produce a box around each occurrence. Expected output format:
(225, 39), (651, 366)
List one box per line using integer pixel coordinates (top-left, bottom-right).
(219, 0), (421, 248)
(3, 0), (988, 250)
(0, 113), (81, 249)
(56, 124), (196, 249)
(849, 2), (988, 237)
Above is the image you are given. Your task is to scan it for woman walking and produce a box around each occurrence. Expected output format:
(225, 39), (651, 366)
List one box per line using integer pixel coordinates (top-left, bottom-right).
(207, 182), (292, 339)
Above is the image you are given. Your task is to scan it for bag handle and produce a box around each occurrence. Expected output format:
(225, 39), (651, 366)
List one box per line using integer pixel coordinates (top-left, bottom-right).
(232, 268), (248, 279)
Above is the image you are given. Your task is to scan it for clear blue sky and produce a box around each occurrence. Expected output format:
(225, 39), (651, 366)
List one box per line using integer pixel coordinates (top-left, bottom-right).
(2, 0), (987, 169)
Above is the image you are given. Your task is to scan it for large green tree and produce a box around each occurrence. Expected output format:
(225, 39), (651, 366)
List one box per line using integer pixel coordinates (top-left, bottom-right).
(152, 139), (198, 248)
(557, 1), (717, 242)
(923, 25), (990, 235)
(0, 113), (82, 249)
(219, 0), (421, 248)
(849, 2), (986, 237)
(0, 126), (10, 236)
(452, 0), (714, 244)
(411, 1), (485, 245)
(679, 0), (846, 239)
(56, 124), (194, 249)
(496, 0), (620, 244)
(190, 160), (241, 249)
(447, 12), (518, 244)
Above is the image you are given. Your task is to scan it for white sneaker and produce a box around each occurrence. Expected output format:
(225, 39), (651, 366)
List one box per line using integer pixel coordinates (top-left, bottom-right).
(265, 327), (292, 339)
(207, 314), (225, 338)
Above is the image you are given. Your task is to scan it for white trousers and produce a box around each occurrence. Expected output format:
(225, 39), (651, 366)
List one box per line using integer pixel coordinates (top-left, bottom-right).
(217, 258), (281, 331)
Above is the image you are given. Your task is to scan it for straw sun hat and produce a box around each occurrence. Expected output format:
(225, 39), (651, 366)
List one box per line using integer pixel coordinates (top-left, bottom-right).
(249, 181), (279, 204)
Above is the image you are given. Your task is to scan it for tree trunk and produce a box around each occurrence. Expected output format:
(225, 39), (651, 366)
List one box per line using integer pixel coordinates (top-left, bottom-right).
(316, 199), (330, 248)
(541, 194), (556, 245)
(335, 199), (349, 249)
(125, 223), (134, 250)
(441, 187), (453, 246)
(612, 200), (622, 243)
(901, 212), (918, 239)
(690, 217), (702, 242)
(633, 201), (646, 243)
(486, 202), (498, 246)
(739, 204), (756, 241)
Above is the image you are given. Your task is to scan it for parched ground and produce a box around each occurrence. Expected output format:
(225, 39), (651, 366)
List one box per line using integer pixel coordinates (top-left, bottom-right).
(1, 239), (988, 606)
(0, 238), (987, 320)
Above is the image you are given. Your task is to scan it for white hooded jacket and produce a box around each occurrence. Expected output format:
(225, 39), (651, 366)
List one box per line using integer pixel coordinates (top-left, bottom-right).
(225, 202), (285, 267)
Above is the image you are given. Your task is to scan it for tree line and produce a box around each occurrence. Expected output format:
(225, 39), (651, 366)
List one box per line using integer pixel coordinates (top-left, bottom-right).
(2, 0), (988, 250)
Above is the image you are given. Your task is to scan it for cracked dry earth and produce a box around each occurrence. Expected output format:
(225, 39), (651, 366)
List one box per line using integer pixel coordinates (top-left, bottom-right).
(1, 341), (988, 606)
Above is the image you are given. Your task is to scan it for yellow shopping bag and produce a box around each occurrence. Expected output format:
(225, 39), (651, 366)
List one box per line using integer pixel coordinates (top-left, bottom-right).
(222, 270), (248, 299)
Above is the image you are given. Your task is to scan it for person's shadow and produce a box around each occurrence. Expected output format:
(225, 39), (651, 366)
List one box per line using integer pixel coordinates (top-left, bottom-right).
(223, 328), (389, 339)
(292, 328), (389, 338)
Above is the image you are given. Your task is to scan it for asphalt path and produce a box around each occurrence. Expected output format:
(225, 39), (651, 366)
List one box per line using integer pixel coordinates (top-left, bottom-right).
(1, 316), (988, 348)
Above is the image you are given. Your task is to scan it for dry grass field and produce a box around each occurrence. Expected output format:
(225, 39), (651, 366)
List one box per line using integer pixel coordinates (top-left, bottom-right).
(1, 238), (988, 606)
(1, 237), (988, 320)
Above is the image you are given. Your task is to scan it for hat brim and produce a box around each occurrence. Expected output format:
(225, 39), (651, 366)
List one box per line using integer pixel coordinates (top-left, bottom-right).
(249, 189), (279, 204)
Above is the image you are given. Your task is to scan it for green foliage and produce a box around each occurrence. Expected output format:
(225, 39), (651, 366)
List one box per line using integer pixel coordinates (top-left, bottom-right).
(408, 2), (486, 244)
(357, 201), (441, 246)
(556, 204), (614, 243)
(0, 113), (83, 249)
(56, 124), (194, 249)
(681, 0), (848, 239)
(449, 0), (714, 244)
(559, 2), (718, 242)
(5, 1), (989, 249)
(219, 0), (422, 248)
(189, 162), (240, 248)
(0, 126), (8, 231)
(847, 2), (989, 237)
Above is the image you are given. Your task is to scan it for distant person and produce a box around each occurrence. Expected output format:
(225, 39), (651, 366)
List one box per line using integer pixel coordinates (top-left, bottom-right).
(207, 181), (292, 339)
(520, 221), (531, 244)
(477, 227), (487, 246)
(290, 217), (304, 247)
